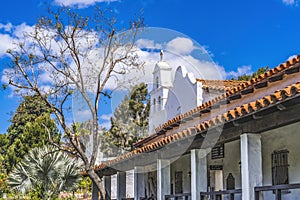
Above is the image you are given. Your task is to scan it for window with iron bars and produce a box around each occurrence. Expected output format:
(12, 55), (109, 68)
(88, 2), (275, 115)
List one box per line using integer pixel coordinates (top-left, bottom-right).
(272, 149), (289, 186)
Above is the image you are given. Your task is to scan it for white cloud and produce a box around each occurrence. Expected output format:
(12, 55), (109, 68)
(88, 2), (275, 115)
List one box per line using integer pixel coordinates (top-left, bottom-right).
(0, 23), (35, 58)
(0, 23), (13, 32)
(167, 54), (226, 80)
(1, 68), (13, 84)
(119, 46), (226, 89)
(39, 71), (55, 84)
(1, 21), (102, 88)
(166, 37), (195, 55)
(39, 85), (53, 95)
(287, 54), (297, 61)
(226, 65), (253, 79)
(100, 121), (112, 129)
(1, 23), (247, 109)
(13, 23), (34, 39)
(53, 0), (118, 8)
(0, 34), (15, 57)
(136, 39), (162, 50)
(100, 113), (112, 121)
(73, 109), (92, 122)
(282, 0), (295, 5)
(99, 113), (112, 129)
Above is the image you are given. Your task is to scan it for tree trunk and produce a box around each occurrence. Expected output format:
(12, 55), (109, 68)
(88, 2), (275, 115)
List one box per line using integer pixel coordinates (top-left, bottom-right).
(88, 169), (109, 200)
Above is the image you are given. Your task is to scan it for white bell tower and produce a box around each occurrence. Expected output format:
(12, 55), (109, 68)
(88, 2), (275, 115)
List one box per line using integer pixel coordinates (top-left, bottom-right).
(148, 50), (173, 133)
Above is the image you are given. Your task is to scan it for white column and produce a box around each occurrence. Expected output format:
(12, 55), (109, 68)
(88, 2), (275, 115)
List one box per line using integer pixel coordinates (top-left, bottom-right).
(134, 166), (145, 200)
(240, 133), (263, 200)
(92, 181), (99, 200)
(191, 149), (207, 200)
(157, 159), (171, 200)
(103, 176), (111, 200)
(117, 171), (126, 200)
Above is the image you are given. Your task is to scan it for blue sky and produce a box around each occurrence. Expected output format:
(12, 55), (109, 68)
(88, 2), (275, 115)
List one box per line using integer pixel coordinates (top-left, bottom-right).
(0, 0), (300, 133)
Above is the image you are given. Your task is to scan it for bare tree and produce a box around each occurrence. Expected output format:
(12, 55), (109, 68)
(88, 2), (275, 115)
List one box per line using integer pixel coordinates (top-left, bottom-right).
(4, 7), (144, 198)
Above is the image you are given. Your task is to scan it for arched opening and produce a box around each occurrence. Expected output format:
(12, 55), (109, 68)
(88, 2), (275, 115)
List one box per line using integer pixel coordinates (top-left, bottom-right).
(158, 96), (161, 110)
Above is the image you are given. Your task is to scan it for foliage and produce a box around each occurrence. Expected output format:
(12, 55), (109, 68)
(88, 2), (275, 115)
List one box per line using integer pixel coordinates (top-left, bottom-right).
(0, 160), (8, 195)
(8, 146), (82, 200)
(4, 6), (144, 196)
(0, 135), (8, 182)
(77, 177), (92, 196)
(233, 66), (270, 81)
(78, 177), (92, 191)
(102, 83), (149, 156)
(2, 95), (60, 173)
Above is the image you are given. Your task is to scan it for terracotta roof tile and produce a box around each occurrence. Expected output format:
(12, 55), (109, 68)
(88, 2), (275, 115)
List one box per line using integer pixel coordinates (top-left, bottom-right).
(94, 56), (300, 172)
(197, 79), (247, 91)
(151, 54), (300, 134)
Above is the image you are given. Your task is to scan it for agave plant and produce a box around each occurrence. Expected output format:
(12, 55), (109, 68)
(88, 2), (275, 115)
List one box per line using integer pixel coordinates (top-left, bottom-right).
(8, 146), (82, 199)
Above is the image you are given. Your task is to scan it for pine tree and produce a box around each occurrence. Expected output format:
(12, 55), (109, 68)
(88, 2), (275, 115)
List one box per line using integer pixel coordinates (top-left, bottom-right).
(0, 134), (9, 194)
(3, 95), (60, 173)
(102, 83), (149, 156)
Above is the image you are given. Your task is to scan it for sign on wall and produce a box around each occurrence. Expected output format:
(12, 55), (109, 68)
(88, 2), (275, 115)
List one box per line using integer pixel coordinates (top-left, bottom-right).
(211, 144), (225, 159)
(209, 165), (223, 170)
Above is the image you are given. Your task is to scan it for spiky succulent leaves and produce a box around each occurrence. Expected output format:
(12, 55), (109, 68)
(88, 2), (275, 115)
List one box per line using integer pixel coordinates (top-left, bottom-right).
(8, 146), (82, 199)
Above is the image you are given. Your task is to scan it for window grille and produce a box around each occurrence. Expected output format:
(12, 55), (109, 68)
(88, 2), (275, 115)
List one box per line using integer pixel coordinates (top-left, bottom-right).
(272, 150), (289, 185)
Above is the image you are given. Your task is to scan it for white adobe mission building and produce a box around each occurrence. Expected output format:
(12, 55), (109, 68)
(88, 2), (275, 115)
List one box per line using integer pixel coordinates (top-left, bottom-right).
(93, 54), (300, 200)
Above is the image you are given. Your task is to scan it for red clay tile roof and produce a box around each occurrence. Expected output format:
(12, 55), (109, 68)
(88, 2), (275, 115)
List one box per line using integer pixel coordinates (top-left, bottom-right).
(133, 55), (300, 147)
(94, 81), (300, 171)
(94, 55), (300, 172)
(153, 55), (300, 134)
(196, 79), (247, 91)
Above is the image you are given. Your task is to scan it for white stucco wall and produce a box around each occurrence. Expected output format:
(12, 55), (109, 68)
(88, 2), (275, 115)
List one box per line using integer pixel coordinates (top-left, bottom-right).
(145, 60), (300, 199)
(149, 65), (204, 133)
(170, 154), (191, 194)
(205, 140), (242, 200)
(203, 121), (300, 199)
(165, 90), (181, 121)
(152, 62), (173, 89)
(223, 140), (242, 190)
(135, 121), (300, 199)
(166, 67), (201, 115)
(149, 61), (173, 133)
(261, 121), (300, 200)
(149, 109), (167, 133)
(202, 121), (300, 200)
(206, 140), (241, 190)
(167, 140), (242, 197)
(202, 90), (225, 104)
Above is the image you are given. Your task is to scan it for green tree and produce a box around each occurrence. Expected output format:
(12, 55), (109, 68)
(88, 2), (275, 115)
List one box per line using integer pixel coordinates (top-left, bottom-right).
(77, 177), (92, 198)
(102, 83), (149, 156)
(8, 146), (82, 199)
(233, 66), (270, 81)
(4, 6), (143, 196)
(0, 134), (9, 194)
(3, 95), (60, 173)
